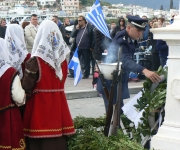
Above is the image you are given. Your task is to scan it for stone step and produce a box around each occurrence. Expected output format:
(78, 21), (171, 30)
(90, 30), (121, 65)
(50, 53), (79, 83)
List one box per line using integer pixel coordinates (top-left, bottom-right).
(65, 86), (142, 100)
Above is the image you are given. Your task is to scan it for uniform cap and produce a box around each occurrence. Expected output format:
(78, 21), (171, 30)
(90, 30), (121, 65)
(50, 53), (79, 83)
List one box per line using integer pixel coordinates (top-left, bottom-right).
(126, 15), (148, 30)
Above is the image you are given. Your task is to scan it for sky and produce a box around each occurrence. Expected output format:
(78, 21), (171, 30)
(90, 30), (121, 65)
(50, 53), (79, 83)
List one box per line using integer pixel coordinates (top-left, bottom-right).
(103, 0), (180, 10)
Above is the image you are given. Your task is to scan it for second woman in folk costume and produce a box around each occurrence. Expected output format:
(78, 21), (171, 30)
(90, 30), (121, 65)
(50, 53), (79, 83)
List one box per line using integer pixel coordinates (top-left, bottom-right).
(5, 24), (31, 79)
(22, 20), (75, 150)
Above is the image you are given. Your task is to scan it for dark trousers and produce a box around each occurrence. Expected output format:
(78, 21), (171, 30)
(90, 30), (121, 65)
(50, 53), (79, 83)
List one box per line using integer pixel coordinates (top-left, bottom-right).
(25, 136), (67, 150)
(78, 49), (90, 77)
(91, 58), (95, 74)
(68, 51), (74, 76)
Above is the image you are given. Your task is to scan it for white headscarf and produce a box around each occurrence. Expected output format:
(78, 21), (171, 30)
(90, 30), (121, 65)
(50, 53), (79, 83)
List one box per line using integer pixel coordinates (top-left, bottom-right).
(31, 20), (70, 80)
(0, 38), (11, 77)
(5, 24), (28, 79)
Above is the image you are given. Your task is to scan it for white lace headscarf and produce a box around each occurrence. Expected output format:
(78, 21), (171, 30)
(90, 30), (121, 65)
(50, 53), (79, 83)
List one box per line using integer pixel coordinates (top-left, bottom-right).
(5, 24), (28, 79)
(0, 38), (11, 77)
(31, 20), (70, 80)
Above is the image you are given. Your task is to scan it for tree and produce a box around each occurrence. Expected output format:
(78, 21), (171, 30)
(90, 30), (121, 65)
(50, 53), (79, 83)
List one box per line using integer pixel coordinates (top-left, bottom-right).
(170, 0), (173, 9)
(160, 5), (163, 10)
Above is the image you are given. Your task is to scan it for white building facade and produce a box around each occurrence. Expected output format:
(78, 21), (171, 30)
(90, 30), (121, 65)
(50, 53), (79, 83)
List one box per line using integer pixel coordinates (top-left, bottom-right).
(37, 0), (56, 6)
(60, 0), (79, 15)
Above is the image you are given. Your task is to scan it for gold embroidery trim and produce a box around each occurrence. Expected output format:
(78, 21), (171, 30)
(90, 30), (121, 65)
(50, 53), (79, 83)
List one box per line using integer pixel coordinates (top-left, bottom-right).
(0, 104), (15, 111)
(24, 126), (74, 132)
(33, 89), (64, 93)
(0, 145), (11, 149)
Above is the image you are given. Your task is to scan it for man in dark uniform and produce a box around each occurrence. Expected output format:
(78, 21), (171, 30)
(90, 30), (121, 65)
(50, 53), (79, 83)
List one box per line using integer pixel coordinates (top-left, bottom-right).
(97, 15), (161, 113)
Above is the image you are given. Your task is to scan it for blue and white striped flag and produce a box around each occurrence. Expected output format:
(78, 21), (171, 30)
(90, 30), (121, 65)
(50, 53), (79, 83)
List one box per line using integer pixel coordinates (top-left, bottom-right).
(86, 0), (111, 39)
(68, 48), (82, 86)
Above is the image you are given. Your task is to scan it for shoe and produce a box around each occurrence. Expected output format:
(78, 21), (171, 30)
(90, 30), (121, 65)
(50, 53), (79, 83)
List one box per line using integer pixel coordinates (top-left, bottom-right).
(82, 75), (89, 79)
(68, 74), (74, 78)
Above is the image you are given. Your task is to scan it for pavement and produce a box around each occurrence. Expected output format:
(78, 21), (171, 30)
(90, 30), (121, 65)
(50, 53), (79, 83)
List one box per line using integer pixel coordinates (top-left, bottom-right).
(65, 75), (144, 100)
(65, 75), (144, 119)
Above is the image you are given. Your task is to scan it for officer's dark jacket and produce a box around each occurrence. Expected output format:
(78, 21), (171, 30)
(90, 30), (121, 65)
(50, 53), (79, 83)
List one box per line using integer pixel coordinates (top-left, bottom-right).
(70, 24), (94, 52)
(111, 29), (145, 99)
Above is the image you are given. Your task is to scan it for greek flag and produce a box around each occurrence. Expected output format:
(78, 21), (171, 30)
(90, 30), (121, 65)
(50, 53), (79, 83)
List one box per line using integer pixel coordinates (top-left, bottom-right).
(68, 48), (82, 86)
(86, 0), (111, 39)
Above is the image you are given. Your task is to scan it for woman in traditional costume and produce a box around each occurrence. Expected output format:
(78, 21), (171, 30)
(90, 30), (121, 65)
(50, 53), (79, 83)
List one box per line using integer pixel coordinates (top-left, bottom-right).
(0, 38), (26, 150)
(22, 20), (75, 150)
(5, 24), (31, 119)
(5, 24), (31, 79)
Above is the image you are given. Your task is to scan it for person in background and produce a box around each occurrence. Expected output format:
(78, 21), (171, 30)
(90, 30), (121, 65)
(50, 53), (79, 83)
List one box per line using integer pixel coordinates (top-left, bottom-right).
(24, 14), (39, 53)
(63, 18), (71, 62)
(0, 26), (5, 39)
(0, 38), (26, 150)
(170, 15), (175, 24)
(111, 17), (126, 38)
(68, 19), (78, 77)
(156, 39), (168, 67)
(109, 21), (116, 34)
(22, 20), (75, 150)
(63, 18), (71, 45)
(22, 21), (30, 30)
(157, 17), (165, 27)
(147, 22), (160, 71)
(152, 17), (158, 23)
(1, 18), (6, 27)
(92, 25), (111, 75)
(139, 15), (149, 49)
(11, 19), (19, 24)
(70, 15), (94, 79)
(93, 26), (111, 61)
(0, 18), (7, 38)
(149, 20), (153, 28)
(156, 17), (168, 67)
(52, 16), (65, 40)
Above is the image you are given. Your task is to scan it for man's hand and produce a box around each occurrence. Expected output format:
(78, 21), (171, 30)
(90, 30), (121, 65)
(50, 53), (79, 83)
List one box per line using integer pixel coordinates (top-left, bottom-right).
(142, 69), (161, 83)
(76, 25), (79, 29)
(104, 49), (108, 53)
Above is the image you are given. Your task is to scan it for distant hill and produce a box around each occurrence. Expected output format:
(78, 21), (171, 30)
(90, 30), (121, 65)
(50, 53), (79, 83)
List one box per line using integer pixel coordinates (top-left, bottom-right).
(102, 0), (179, 10)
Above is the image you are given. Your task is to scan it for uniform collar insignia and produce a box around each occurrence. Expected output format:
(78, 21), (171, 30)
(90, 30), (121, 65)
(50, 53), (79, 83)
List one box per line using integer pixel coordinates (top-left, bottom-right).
(123, 36), (126, 40)
(128, 37), (131, 43)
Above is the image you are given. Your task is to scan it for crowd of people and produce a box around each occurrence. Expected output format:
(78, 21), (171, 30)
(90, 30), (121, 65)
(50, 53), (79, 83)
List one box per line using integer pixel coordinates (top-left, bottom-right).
(0, 13), (171, 150)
